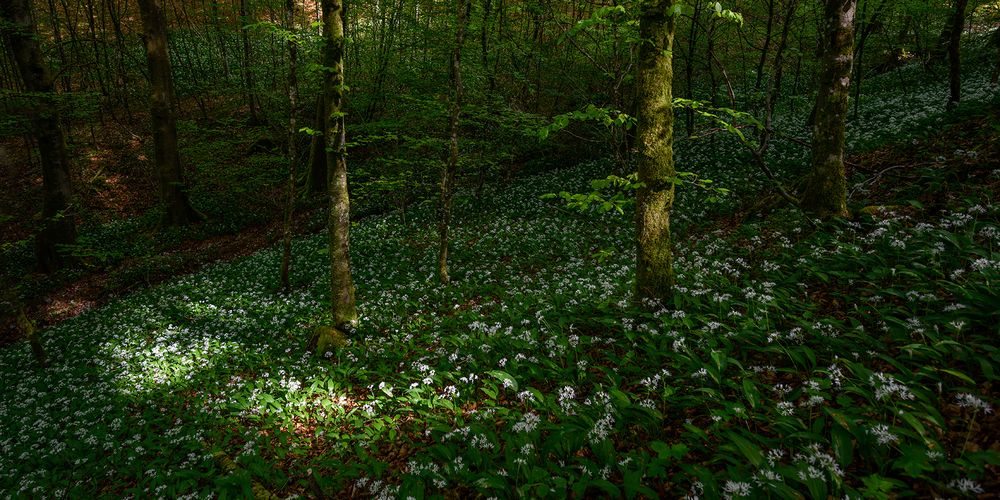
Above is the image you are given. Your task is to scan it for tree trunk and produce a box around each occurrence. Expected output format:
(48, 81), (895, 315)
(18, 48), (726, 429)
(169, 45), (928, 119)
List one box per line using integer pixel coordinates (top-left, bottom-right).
(684, 0), (701, 136)
(136, 0), (201, 226)
(322, 0), (358, 327)
(306, 94), (329, 194)
(800, 0), (855, 219)
(755, 0), (776, 91)
(439, 0), (470, 284)
(946, 0), (968, 110)
(240, 0), (261, 123)
(993, 28), (1000, 84)
(635, 0), (677, 303)
(2, 0), (77, 273)
(280, 0), (299, 292)
(851, 0), (888, 119)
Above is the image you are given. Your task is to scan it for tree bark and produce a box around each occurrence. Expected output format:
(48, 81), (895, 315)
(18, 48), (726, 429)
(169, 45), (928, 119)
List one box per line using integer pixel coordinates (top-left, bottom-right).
(800, 0), (855, 219)
(239, 0), (261, 123)
(280, 0), (299, 292)
(439, 0), (470, 284)
(306, 94), (329, 194)
(946, 0), (968, 110)
(1, 0), (77, 273)
(322, 0), (358, 327)
(683, 0), (701, 136)
(635, 0), (677, 303)
(136, 0), (201, 226)
(755, 0), (776, 91)
(992, 28), (1000, 84)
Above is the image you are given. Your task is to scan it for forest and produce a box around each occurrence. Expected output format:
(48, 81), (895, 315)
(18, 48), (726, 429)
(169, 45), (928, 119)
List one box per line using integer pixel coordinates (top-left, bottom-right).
(1, 0), (999, 496)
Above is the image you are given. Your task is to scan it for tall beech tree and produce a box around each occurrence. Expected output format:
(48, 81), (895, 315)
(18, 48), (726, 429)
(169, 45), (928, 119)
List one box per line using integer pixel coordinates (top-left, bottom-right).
(635, 0), (677, 303)
(800, 0), (855, 219)
(136, 0), (201, 225)
(1, 0), (77, 272)
(438, 0), (470, 284)
(322, 0), (358, 326)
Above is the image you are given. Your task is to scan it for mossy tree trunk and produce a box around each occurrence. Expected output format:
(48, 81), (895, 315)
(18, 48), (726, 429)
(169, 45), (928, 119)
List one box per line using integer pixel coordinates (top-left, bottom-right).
(634, 0), (677, 304)
(946, 0), (968, 110)
(438, 0), (470, 284)
(800, 0), (855, 219)
(137, 0), (201, 226)
(1, 0), (77, 273)
(322, 0), (358, 327)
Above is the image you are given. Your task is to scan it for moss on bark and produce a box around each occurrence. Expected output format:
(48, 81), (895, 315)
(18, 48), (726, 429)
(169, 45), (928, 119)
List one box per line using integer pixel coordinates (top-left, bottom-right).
(634, 0), (677, 303)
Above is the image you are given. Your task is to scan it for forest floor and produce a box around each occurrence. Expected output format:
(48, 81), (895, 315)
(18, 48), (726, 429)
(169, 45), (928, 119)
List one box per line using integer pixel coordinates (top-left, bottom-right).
(1, 67), (999, 498)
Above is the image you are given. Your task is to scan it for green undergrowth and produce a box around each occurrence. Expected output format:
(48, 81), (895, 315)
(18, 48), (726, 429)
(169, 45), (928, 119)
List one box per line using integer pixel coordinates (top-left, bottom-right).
(2, 67), (999, 499)
(2, 146), (999, 497)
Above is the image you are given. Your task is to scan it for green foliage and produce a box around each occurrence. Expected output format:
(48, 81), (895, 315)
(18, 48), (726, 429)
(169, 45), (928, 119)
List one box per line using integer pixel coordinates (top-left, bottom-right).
(542, 170), (730, 216)
(536, 104), (635, 141)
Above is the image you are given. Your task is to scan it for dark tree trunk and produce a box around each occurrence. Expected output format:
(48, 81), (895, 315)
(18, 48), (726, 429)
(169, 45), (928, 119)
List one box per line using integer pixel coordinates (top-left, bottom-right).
(993, 28), (1000, 84)
(946, 0), (968, 110)
(240, 0), (261, 123)
(755, 0), (776, 91)
(439, 0), (470, 284)
(801, 0), (855, 219)
(136, 0), (201, 226)
(280, 0), (299, 292)
(322, 0), (358, 327)
(851, 0), (888, 119)
(635, 0), (677, 303)
(1, 0), (77, 273)
(306, 94), (328, 194)
(684, 0), (701, 136)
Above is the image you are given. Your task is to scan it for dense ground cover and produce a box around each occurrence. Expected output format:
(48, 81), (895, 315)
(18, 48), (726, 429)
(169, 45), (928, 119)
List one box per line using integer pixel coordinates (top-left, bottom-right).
(1, 66), (998, 498)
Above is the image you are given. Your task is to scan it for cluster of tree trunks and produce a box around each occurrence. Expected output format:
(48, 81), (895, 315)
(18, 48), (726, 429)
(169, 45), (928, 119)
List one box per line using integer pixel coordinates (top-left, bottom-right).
(1, 0), (76, 272)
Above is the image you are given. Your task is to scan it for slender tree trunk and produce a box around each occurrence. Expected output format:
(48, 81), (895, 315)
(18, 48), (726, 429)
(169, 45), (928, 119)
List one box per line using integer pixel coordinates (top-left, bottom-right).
(2, 0), (77, 273)
(755, 0), (776, 91)
(136, 0), (201, 226)
(322, 0), (357, 327)
(946, 0), (968, 110)
(852, 0), (887, 119)
(17, 307), (48, 368)
(992, 29), (1000, 84)
(85, 0), (108, 101)
(635, 0), (677, 303)
(684, 0), (701, 136)
(45, 0), (70, 92)
(482, 0), (493, 89)
(439, 0), (470, 284)
(280, 0), (299, 292)
(240, 0), (261, 123)
(306, 94), (328, 193)
(800, 0), (855, 219)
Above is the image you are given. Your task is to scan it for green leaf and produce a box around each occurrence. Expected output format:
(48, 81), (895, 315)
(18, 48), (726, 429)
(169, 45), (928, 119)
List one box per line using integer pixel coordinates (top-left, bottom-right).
(723, 431), (764, 467)
(831, 425), (854, 468)
(486, 371), (518, 391)
(742, 379), (760, 409)
(650, 441), (688, 460)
